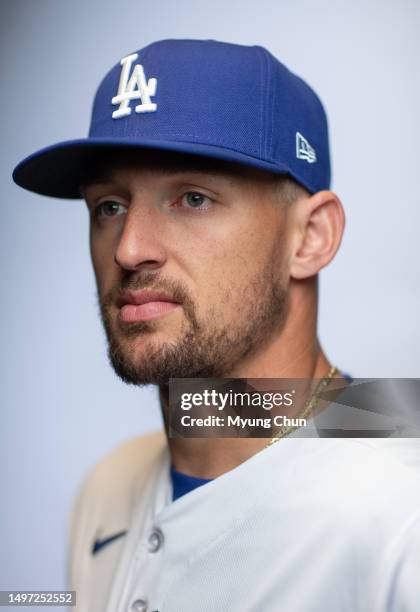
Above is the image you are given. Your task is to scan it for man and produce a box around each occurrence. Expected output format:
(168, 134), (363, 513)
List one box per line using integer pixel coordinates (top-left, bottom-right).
(13, 39), (420, 612)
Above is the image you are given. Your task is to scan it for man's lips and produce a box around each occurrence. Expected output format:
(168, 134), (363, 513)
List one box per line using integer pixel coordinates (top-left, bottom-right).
(116, 289), (181, 323)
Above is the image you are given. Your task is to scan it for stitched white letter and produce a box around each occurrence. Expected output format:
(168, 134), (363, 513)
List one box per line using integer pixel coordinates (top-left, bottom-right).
(111, 53), (157, 119)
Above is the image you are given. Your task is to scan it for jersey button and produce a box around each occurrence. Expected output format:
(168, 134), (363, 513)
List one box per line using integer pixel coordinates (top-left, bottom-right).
(131, 599), (148, 612)
(147, 527), (164, 552)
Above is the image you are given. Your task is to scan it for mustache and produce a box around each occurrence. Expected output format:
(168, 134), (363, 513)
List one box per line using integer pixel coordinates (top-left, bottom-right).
(99, 270), (197, 324)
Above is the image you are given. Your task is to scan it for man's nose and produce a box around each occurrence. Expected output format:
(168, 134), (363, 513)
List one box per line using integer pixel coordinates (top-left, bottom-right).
(113, 208), (166, 272)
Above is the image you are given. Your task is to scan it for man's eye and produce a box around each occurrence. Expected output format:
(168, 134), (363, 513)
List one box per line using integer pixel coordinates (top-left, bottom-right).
(181, 192), (212, 209)
(94, 200), (127, 218)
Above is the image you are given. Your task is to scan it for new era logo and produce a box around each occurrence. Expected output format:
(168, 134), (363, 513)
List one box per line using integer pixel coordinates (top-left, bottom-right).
(296, 132), (317, 164)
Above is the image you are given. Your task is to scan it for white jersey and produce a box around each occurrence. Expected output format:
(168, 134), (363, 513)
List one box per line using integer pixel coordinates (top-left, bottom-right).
(68, 432), (420, 612)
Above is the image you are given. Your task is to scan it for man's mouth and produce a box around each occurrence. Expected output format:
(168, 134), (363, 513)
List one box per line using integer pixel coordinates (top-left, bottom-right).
(116, 289), (181, 323)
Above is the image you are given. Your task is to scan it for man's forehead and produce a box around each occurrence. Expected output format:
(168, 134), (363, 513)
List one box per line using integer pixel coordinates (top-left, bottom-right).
(80, 148), (277, 188)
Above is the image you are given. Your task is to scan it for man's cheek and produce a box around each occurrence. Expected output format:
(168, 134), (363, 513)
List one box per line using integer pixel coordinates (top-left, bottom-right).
(205, 276), (239, 317)
(91, 238), (117, 283)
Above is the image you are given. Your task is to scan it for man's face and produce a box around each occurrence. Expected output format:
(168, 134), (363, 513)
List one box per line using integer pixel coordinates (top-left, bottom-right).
(83, 152), (294, 385)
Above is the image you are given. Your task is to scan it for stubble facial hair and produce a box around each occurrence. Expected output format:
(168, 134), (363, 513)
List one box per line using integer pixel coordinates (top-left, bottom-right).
(99, 264), (287, 387)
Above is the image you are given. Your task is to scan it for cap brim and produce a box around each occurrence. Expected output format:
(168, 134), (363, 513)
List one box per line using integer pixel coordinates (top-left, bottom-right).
(12, 137), (297, 199)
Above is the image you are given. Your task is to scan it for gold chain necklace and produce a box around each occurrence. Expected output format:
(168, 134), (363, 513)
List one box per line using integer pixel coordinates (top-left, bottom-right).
(266, 366), (338, 447)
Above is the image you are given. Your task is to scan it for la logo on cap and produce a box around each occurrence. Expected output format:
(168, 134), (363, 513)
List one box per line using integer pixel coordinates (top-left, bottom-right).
(111, 53), (158, 119)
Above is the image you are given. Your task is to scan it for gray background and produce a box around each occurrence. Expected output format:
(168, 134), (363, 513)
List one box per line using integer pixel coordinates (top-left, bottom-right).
(1, 0), (419, 600)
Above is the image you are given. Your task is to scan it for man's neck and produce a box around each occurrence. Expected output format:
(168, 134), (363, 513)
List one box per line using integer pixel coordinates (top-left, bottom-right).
(159, 279), (341, 479)
(159, 343), (336, 480)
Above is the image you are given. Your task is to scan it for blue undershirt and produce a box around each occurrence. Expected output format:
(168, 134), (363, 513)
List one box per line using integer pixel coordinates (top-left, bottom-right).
(170, 466), (212, 501)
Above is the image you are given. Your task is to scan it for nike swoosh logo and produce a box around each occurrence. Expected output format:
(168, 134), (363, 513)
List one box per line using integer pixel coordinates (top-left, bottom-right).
(91, 530), (127, 555)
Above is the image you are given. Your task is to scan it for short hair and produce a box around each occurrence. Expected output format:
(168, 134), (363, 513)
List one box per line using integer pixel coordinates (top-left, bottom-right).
(274, 175), (310, 206)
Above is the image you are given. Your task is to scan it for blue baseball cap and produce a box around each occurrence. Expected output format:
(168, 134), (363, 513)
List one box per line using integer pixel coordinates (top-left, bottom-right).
(12, 39), (331, 198)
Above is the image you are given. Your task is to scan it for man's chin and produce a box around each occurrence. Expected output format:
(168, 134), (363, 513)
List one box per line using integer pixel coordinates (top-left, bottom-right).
(107, 345), (166, 386)
(99, 294), (204, 384)
(105, 333), (185, 386)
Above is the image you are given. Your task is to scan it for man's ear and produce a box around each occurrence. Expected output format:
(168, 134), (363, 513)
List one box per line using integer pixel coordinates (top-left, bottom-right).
(290, 190), (345, 280)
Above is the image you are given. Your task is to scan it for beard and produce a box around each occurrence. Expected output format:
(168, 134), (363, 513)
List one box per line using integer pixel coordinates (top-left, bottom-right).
(99, 264), (288, 387)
